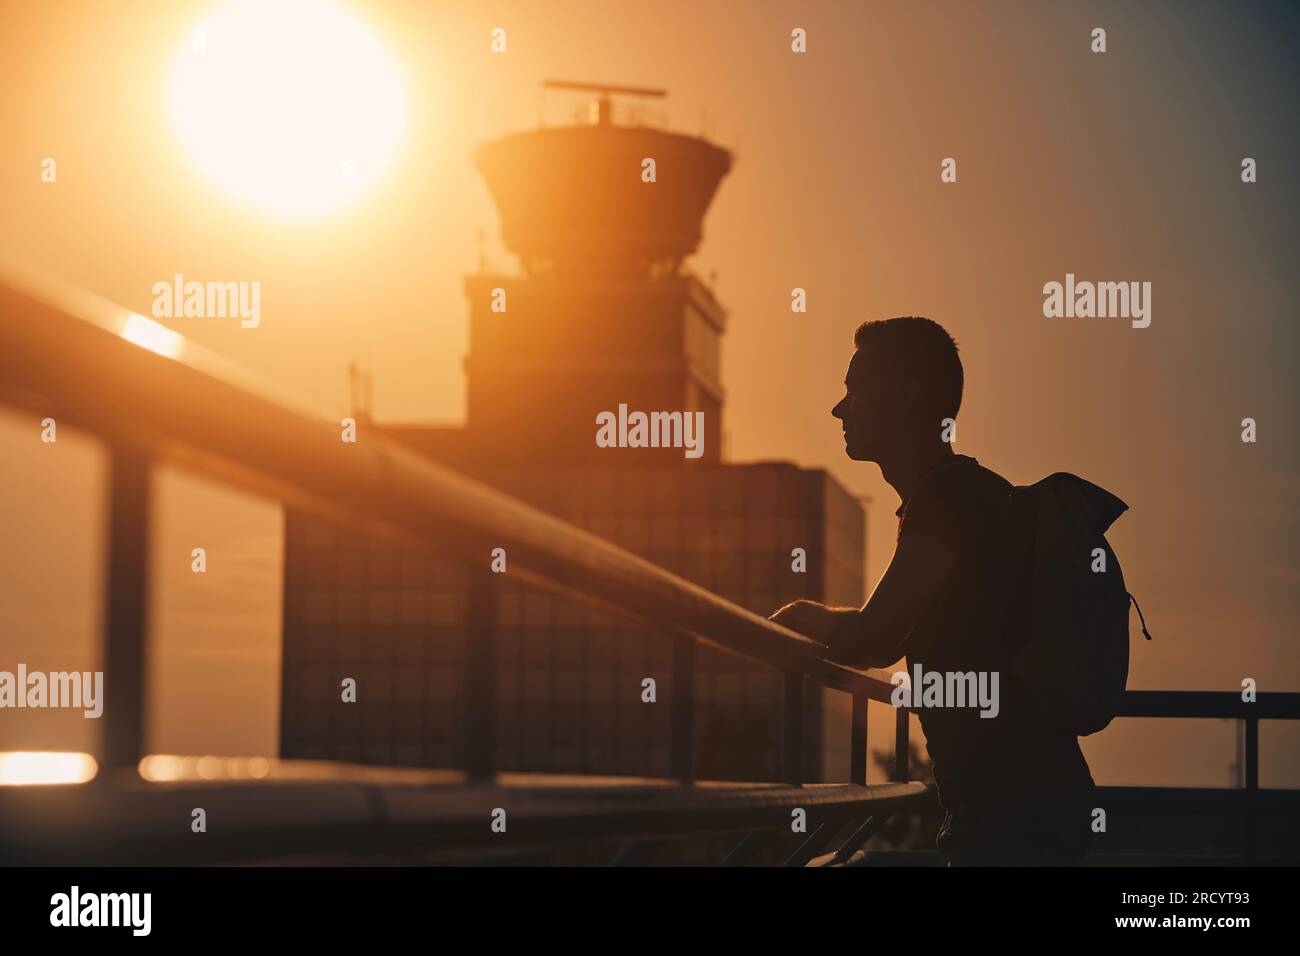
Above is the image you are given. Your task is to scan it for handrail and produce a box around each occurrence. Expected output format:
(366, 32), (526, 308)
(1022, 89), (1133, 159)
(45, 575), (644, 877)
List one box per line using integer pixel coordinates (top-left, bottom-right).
(1116, 690), (1300, 720)
(0, 259), (894, 702)
(0, 768), (931, 866)
(4, 261), (1297, 864)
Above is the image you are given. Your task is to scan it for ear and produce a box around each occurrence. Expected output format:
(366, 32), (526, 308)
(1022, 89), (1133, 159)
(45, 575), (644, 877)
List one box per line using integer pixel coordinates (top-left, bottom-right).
(902, 379), (925, 406)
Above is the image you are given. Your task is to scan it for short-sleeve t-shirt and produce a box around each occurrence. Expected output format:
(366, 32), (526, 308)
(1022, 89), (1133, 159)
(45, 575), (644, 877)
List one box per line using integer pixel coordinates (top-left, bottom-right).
(895, 455), (1094, 820)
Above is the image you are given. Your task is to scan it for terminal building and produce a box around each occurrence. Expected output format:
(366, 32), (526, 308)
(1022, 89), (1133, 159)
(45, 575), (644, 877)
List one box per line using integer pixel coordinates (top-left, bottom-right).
(279, 83), (869, 783)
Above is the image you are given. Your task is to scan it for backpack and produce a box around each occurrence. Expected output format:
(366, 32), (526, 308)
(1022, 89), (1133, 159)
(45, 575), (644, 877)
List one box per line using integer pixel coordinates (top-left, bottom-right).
(1006, 473), (1152, 737)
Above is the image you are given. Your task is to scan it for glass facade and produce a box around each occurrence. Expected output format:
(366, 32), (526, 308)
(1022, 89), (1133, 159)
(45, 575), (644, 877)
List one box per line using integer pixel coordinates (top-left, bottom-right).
(281, 462), (866, 781)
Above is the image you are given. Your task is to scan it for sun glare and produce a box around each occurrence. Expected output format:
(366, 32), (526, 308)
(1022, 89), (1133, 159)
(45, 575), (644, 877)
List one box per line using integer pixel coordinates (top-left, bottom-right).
(0, 751), (98, 786)
(170, 0), (407, 219)
(119, 312), (183, 358)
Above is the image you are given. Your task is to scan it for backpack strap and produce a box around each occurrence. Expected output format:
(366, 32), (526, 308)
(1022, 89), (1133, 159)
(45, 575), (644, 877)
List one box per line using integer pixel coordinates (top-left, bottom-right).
(1128, 592), (1154, 640)
(898, 455), (978, 522)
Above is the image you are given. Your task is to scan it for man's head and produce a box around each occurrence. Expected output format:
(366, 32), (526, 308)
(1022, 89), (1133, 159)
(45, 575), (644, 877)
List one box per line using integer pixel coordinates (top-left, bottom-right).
(832, 316), (963, 462)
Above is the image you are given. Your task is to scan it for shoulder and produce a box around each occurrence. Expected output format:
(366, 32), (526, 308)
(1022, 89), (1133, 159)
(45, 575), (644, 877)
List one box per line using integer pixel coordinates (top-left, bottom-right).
(930, 459), (1011, 500)
(898, 458), (1011, 540)
(907, 456), (1006, 505)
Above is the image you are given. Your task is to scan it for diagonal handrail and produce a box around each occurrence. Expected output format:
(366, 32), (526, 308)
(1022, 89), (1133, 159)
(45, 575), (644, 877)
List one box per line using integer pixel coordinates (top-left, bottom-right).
(0, 259), (896, 701)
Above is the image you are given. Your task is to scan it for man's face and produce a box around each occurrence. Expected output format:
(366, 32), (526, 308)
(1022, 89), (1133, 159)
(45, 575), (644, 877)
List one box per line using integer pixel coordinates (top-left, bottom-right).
(831, 346), (904, 461)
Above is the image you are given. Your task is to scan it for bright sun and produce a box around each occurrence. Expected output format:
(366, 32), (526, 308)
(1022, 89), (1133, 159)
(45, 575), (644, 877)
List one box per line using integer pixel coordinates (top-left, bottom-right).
(170, 0), (406, 220)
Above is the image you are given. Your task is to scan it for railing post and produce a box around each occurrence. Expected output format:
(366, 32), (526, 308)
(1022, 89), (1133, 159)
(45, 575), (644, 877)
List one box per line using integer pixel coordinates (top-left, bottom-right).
(894, 707), (910, 782)
(669, 632), (695, 784)
(1244, 716), (1258, 862)
(849, 695), (867, 785)
(783, 672), (803, 786)
(463, 573), (498, 782)
(102, 445), (151, 771)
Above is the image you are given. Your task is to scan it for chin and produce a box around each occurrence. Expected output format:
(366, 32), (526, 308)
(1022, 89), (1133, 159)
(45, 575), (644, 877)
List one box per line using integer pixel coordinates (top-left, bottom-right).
(844, 433), (882, 461)
(844, 439), (872, 461)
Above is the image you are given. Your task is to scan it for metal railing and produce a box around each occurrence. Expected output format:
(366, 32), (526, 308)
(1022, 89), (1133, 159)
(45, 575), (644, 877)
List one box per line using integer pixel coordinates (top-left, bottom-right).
(1094, 691), (1300, 864)
(0, 261), (928, 865)
(2, 262), (1296, 866)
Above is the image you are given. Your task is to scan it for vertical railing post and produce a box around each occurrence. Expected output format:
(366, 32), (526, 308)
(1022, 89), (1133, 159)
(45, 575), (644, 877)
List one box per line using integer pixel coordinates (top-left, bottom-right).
(102, 445), (151, 771)
(669, 632), (695, 784)
(464, 573), (498, 782)
(783, 672), (804, 786)
(849, 695), (868, 785)
(894, 707), (910, 782)
(1244, 716), (1258, 862)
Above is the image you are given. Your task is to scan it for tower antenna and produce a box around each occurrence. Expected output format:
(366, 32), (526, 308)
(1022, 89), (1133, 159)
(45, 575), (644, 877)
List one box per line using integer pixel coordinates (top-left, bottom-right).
(541, 79), (666, 126)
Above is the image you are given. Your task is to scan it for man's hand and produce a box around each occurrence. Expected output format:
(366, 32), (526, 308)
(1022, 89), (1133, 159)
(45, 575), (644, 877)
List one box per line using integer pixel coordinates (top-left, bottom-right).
(768, 599), (843, 645)
(768, 531), (955, 666)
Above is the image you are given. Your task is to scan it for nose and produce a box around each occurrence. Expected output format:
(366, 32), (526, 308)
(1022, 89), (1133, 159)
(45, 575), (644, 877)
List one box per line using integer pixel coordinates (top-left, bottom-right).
(832, 395), (847, 422)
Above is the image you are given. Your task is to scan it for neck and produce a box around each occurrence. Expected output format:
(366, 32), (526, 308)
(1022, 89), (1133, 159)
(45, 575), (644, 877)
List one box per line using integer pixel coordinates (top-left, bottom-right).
(879, 442), (957, 506)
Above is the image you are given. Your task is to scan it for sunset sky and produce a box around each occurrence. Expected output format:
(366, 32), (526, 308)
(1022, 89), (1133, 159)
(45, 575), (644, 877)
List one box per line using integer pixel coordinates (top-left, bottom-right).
(1, 0), (1297, 787)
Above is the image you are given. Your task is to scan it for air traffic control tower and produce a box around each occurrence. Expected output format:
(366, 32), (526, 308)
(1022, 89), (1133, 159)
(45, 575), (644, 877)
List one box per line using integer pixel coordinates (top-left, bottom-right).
(463, 80), (731, 464)
(280, 83), (870, 787)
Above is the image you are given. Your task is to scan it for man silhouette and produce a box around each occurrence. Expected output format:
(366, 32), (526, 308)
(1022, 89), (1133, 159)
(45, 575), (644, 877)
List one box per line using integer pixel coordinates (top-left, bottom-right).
(770, 316), (1095, 866)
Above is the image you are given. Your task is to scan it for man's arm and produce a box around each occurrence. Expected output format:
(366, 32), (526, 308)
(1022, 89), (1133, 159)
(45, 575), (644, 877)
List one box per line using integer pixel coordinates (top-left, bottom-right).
(769, 532), (956, 669)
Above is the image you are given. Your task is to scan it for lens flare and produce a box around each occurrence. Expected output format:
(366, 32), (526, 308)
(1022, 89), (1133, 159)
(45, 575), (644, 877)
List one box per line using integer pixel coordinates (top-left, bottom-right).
(170, 0), (407, 219)
(0, 751), (98, 786)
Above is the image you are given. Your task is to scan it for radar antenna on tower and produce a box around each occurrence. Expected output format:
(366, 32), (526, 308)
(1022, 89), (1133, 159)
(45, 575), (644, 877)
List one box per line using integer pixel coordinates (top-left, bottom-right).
(541, 79), (666, 127)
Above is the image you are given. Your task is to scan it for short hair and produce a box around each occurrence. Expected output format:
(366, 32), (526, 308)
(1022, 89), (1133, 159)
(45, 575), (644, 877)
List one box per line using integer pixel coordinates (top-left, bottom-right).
(852, 316), (963, 420)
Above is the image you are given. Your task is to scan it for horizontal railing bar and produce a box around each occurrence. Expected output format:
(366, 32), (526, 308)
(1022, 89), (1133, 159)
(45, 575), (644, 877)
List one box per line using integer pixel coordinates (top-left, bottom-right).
(1094, 785), (1300, 813)
(1115, 691), (1300, 721)
(0, 261), (896, 702)
(0, 771), (932, 866)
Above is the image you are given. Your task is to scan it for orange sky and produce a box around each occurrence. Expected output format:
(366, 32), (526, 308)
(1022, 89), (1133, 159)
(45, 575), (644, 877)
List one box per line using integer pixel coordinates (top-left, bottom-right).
(1, 0), (1297, 787)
